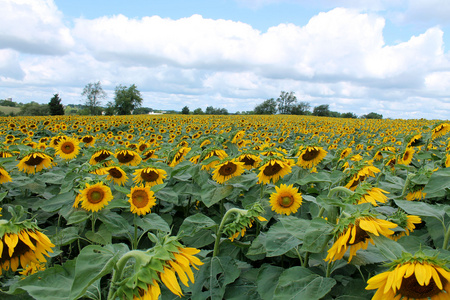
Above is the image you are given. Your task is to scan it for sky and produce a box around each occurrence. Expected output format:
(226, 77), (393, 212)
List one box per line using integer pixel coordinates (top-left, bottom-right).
(1, 0), (450, 119)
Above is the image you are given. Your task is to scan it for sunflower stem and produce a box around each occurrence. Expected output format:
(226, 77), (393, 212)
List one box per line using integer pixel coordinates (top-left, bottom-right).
(400, 173), (413, 199)
(260, 183), (264, 199)
(442, 223), (450, 250)
(91, 212), (97, 233)
(294, 246), (304, 266)
(133, 214), (138, 250)
(327, 186), (354, 198)
(325, 261), (334, 277)
(213, 208), (247, 257)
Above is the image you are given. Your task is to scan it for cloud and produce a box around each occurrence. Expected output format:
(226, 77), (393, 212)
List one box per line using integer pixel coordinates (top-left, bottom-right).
(0, 0), (74, 55)
(0, 49), (25, 80)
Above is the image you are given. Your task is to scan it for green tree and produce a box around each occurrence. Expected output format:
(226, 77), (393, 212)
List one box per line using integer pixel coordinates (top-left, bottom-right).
(114, 84), (143, 115)
(362, 112), (383, 119)
(341, 112), (357, 119)
(19, 102), (49, 116)
(276, 91), (297, 114)
(253, 98), (277, 115)
(48, 93), (65, 115)
(205, 106), (216, 114)
(312, 104), (331, 117)
(104, 101), (116, 116)
(181, 106), (190, 115)
(133, 107), (152, 115)
(193, 108), (203, 115)
(82, 81), (107, 115)
(290, 102), (311, 115)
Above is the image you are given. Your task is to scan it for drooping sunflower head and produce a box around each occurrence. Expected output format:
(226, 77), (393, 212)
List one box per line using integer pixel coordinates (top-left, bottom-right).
(257, 158), (292, 184)
(133, 167), (167, 187)
(269, 183), (302, 215)
(339, 147), (353, 160)
(237, 152), (261, 170)
(128, 185), (156, 216)
(17, 151), (53, 174)
(168, 146), (191, 167)
(115, 149), (142, 166)
(366, 251), (450, 300)
(432, 122), (450, 140)
(55, 137), (80, 160)
(388, 211), (422, 241)
(212, 159), (245, 184)
(89, 149), (113, 165)
(79, 182), (113, 212)
(407, 134), (424, 148)
(105, 166), (128, 186)
(350, 182), (389, 206)
(200, 148), (228, 170)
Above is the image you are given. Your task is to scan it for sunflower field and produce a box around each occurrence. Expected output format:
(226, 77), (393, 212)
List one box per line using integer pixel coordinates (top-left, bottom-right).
(0, 114), (450, 300)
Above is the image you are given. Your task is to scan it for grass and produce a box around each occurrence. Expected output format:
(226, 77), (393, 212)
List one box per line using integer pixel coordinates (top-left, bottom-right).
(0, 106), (21, 115)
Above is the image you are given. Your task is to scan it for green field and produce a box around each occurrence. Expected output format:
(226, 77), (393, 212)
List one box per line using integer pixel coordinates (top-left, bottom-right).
(0, 105), (21, 115)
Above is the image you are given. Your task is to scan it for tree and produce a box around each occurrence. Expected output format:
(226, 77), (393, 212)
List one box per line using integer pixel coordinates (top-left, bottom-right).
(341, 112), (357, 119)
(114, 84), (143, 115)
(312, 104), (331, 117)
(104, 101), (116, 116)
(253, 98), (277, 115)
(181, 106), (190, 115)
(362, 112), (383, 119)
(277, 91), (297, 114)
(193, 108), (203, 115)
(82, 81), (107, 115)
(48, 93), (64, 115)
(205, 106), (215, 114)
(133, 107), (152, 115)
(290, 102), (311, 115)
(19, 102), (49, 116)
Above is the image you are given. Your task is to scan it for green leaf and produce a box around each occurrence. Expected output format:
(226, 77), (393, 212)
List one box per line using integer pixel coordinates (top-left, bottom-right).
(0, 191), (8, 202)
(423, 168), (450, 195)
(40, 191), (74, 213)
(70, 244), (129, 299)
(113, 184), (130, 194)
(190, 256), (241, 300)
(201, 184), (234, 207)
(370, 234), (406, 261)
(394, 200), (445, 220)
(98, 211), (133, 236)
(135, 213), (171, 233)
(273, 266), (336, 300)
(85, 226), (112, 245)
(296, 172), (331, 185)
(66, 210), (90, 225)
(50, 226), (80, 246)
(301, 218), (333, 253)
(178, 213), (217, 248)
(156, 187), (179, 204)
(246, 233), (267, 260)
(256, 264), (284, 300)
(265, 217), (307, 257)
(36, 171), (66, 184)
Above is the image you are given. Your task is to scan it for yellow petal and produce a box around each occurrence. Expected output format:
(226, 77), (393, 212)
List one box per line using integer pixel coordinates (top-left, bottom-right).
(414, 263), (427, 286)
(4, 233), (18, 257)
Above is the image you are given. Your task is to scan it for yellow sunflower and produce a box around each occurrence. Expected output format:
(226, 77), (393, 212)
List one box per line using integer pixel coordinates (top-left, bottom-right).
(142, 149), (159, 161)
(406, 186), (427, 201)
(81, 135), (95, 147)
(0, 228), (55, 275)
(345, 165), (381, 191)
(79, 182), (113, 212)
(17, 151), (53, 174)
(0, 167), (12, 184)
(55, 137), (80, 160)
(297, 146), (328, 169)
(356, 186), (389, 206)
(257, 158), (292, 184)
(128, 185), (156, 216)
(237, 153), (262, 170)
(201, 149), (228, 171)
(269, 184), (302, 215)
(390, 214), (422, 241)
(432, 123), (450, 140)
(366, 253), (450, 300)
(115, 149), (142, 166)
(19, 262), (46, 277)
(104, 166), (128, 186)
(133, 167), (167, 187)
(134, 280), (161, 300)
(399, 148), (415, 165)
(325, 216), (397, 262)
(169, 147), (191, 167)
(212, 159), (245, 184)
(89, 149), (113, 165)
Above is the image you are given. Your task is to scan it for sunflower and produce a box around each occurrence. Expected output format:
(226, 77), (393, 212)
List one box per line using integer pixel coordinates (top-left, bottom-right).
(345, 164), (381, 191)
(169, 146), (191, 167)
(81, 135), (95, 147)
(128, 185), (156, 216)
(201, 149), (228, 171)
(55, 137), (80, 160)
(389, 214), (422, 241)
(79, 182), (113, 212)
(104, 166), (128, 186)
(325, 216), (397, 262)
(432, 123), (450, 140)
(115, 149), (142, 166)
(133, 167), (167, 187)
(212, 159), (245, 184)
(231, 130), (245, 143)
(89, 149), (113, 165)
(296, 146), (328, 169)
(399, 147), (415, 165)
(19, 262), (46, 277)
(0, 167), (12, 184)
(366, 252), (450, 300)
(17, 151), (53, 174)
(0, 227), (55, 275)
(237, 153), (261, 170)
(269, 184), (302, 215)
(407, 134), (423, 148)
(257, 158), (292, 184)
(406, 186), (427, 201)
(353, 184), (389, 206)
(339, 147), (353, 160)
(134, 280), (161, 300)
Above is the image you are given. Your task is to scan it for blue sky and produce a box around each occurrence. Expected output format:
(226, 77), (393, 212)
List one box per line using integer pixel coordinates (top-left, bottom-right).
(1, 0), (450, 119)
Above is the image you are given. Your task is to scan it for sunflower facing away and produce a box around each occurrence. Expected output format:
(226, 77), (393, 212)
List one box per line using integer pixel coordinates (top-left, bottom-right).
(366, 252), (450, 300)
(169, 146), (191, 167)
(269, 184), (303, 215)
(133, 167), (167, 187)
(79, 182), (113, 212)
(212, 159), (245, 184)
(55, 137), (80, 160)
(297, 146), (328, 169)
(0, 225), (55, 275)
(389, 213), (422, 241)
(406, 185), (427, 201)
(325, 216), (397, 262)
(257, 158), (292, 184)
(128, 185), (156, 216)
(352, 183), (389, 206)
(17, 151), (53, 174)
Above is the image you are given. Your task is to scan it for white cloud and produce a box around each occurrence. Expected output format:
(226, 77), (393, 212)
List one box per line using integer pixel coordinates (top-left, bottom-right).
(0, 0), (74, 54)
(0, 49), (24, 80)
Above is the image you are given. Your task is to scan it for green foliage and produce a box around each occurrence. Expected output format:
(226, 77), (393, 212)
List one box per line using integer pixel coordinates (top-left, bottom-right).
(362, 112), (383, 119)
(82, 81), (107, 115)
(181, 106), (190, 115)
(253, 98), (277, 115)
(48, 93), (64, 115)
(19, 101), (49, 116)
(312, 104), (330, 116)
(276, 91), (297, 114)
(193, 108), (203, 115)
(205, 106), (229, 115)
(114, 84), (143, 115)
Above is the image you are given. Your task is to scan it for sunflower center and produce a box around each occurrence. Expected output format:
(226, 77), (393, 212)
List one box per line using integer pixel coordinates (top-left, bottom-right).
(144, 150), (155, 159)
(263, 162), (282, 176)
(0, 233), (34, 263)
(117, 152), (135, 163)
(398, 272), (445, 298)
(219, 162), (237, 176)
(347, 224), (370, 245)
(61, 142), (75, 154)
(241, 156), (255, 166)
(24, 155), (44, 166)
(108, 168), (123, 179)
(87, 188), (104, 204)
(132, 190), (149, 208)
(94, 152), (111, 162)
(279, 195), (294, 208)
(82, 136), (93, 143)
(142, 170), (159, 182)
(302, 149), (319, 161)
